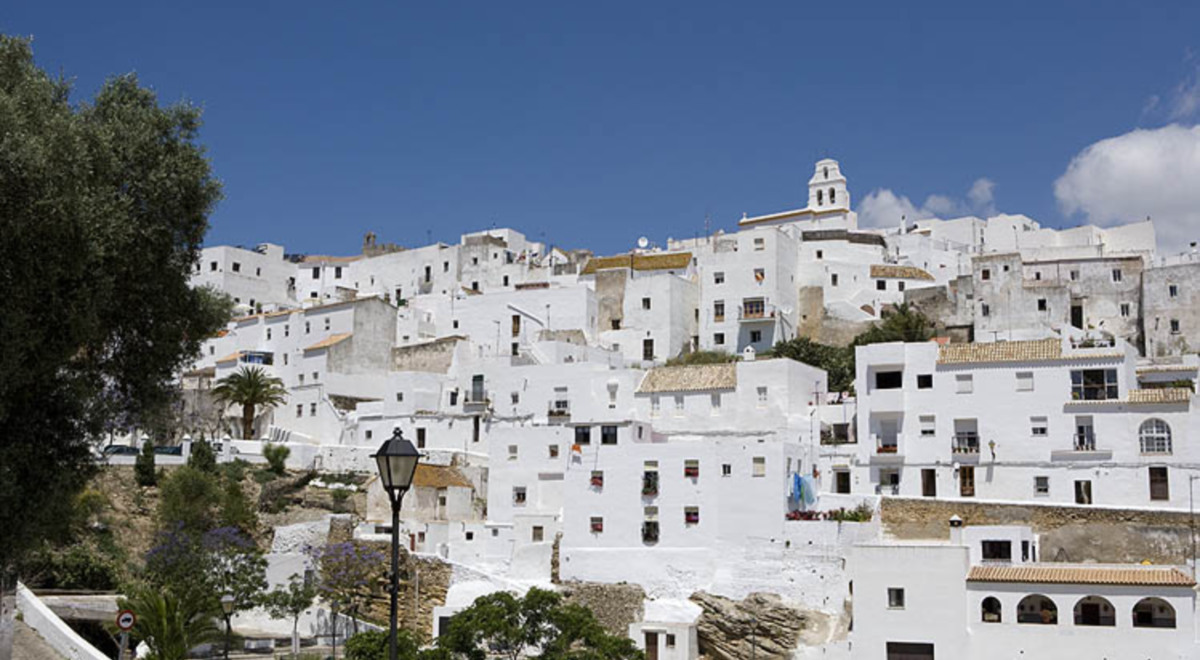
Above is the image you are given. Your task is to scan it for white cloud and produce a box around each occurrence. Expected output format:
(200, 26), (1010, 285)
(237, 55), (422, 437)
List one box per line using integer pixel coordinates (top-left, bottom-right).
(857, 177), (997, 228)
(1054, 124), (1200, 252)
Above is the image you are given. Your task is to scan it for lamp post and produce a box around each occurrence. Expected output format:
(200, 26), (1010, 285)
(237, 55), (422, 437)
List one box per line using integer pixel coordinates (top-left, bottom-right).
(219, 593), (235, 660)
(373, 428), (422, 660)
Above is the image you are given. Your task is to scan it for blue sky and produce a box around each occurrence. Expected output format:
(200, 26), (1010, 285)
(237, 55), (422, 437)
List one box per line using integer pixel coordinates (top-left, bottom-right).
(6, 2), (1200, 254)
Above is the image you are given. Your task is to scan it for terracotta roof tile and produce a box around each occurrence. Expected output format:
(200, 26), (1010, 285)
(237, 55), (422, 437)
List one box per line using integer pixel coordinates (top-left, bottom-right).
(938, 339), (1123, 365)
(967, 564), (1195, 587)
(215, 351), (242, 364)
(870, 264), (935, 281)
(637, 363), (737, 393)
(303, 333), (352, 352)
(581, 252), (692, 275)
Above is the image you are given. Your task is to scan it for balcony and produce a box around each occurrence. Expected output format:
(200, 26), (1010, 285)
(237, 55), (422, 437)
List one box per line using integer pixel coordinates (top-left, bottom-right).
(871, 436), (903, 464)
(547, 402), (570, 422)
(738, 302), (777, 322)
(1051, 431), (1112, 461)
(464, 392), (490, 410)
(875, 483), (900, 495)
(952, 432), (980, 458)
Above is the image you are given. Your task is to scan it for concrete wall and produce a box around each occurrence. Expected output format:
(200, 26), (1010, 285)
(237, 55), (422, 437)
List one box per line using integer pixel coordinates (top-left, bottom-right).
(16, 584), (108, 660)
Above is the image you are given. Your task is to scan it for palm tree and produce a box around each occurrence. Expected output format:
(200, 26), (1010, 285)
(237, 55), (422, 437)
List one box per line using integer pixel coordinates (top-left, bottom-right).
(212, 366), (287, 440)
(119, 586), (220, 660)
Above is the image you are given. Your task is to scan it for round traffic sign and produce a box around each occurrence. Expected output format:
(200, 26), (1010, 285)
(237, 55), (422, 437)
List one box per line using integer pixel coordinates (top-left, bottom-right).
(116, 609), (136, 631)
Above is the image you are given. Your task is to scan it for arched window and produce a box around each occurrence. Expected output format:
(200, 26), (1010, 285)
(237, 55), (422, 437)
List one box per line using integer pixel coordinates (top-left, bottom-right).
(1073, 595), (1115, 626)
(1132, 597), (1176, 628)
(824, 166), (830, 179)
(981, 596), (1002, 623)
(1139, 419), (1172, 454)
(817, 190), (824, 205)
(1017, 594), (1058, 624)
(829, 187), (836, 204)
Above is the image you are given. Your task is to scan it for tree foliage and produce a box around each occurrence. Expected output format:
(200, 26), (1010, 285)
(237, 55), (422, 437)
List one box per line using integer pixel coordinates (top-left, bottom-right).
(261, 573), (319, 658)
(0, 34), (228, 574)
(212, 367), (287, 440)
(664, 350), (737, 367)
(118, 585), (220, 660)
(188, 435), (217, 474)
(344, 629), (422, 660)
(436, 588), (643, 660)
(136, 440), (159, 487)
(308, 541), (385, 631)
(145, 526), (266, 617)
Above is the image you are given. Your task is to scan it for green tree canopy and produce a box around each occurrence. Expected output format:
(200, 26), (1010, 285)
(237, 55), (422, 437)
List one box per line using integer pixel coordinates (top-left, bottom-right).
(437, 588), (643, 660)
(0, 34), (228, 579)
(212, 366), (287, 440)
(118, 585), (220, 660)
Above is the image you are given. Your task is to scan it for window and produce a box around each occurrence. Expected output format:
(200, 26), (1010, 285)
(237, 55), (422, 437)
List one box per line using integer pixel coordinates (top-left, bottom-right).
(1034, 271), (1041, 281)
(305, 321), (311, 334)
(311, 267), (320, 279)
(982, 597), (1002, 623)
(1034, 476), (1050, 495)
(898, 281), (906, 292)
(465, 531), (473, 541)
(981, 540), (1012, 562)
(710, 393), (721, 412)
(231, 262), (241, 273)
(980, 303), (990, 317)
(1016, 371), (1034, 391)
(874, 371), (903, 390)
(684, 506), (700, 525)
(756, 386), (768, 405)
(956, 374), (973, 394)
(713, 271), (725, 284)
(513, 487), (526, 504)
(722, 463), (732, 477)
(1111, 269), (1122, 282)
(642, 507), (660, 543)
(574, 426), (591, 445)
(267, 329), (272, 340)
(507, 444), (518, 460)
(650, 396), (661, 415)
(1070, 269), (1079, 281)
(684, 459), (700, 478)
(590, 517), (604, 533)
(284, 325), (289, 337)
(298, 374), (305, 385)
(1073, 596), (1115, 627)
(750, 330), (762, 343)
(1017, 595), (1058, 624)
(752, 456), (766, 477)
(1030, 417), (1048, 437)
(665, 634), (675, 649)
(831, 273), (838, 286)
(1070, 369), (1118, 400)
(601, 425), (618, 445)
(590, 470), (604, 489)
(532, 526), (544, 542)
(642, 297), (651, 310)
(917, 374), (933, 389)
(753, 268), (765, 282)
(283, 354), (288, 365)
(312, 371), (319, 382)
(753, 237), (765, 251)
(1074, 480), (1092, 505)
(673, 394), (684, 413)
(919, 415), (936, 437)
(642, 339), (654, 361)
(210, 261), (218, 271)
(1139, 419), (1172, 454)
(503, 275), (509, 286)
(610, 319), (621, 330)
(714, 332), (725, 345)
(1133, 597), (1176, 628)
(549, 445), (559, 459)
(310, 403), (316, 416)
(334, 266), (342, 279)
(887, 588), (905, 609)
(365, 430), (373, 441)
(876, 280), (886, 291)
(981, 269), (991, 281)
(1037, 298), (1047, 311)
(1170, 319), (1181, 334)
(396, 392), (404, 402)
(1120, 303), (1130, 317)
(828, 187), (835, 203)
(296, 404), (303, 418)
(1169, 284), (1179, 298)
(1149, 466), (1169, 501)
(817, 189), (824, 205)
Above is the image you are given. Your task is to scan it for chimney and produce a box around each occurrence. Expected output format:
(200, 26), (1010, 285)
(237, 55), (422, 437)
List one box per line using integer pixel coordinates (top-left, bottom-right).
(949, 515), (964, 546)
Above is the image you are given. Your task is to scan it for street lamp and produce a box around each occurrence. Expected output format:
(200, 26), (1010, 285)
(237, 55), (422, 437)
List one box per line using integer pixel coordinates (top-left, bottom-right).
(373, 428), (422, 660)
(219, 593), (235, 660)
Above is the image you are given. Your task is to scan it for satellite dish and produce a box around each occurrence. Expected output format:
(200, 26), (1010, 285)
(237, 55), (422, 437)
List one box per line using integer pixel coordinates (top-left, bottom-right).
(637, 236), (649, 249)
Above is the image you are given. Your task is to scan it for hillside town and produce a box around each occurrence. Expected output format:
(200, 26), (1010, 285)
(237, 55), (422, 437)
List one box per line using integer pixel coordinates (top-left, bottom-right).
(89, 158), (1192, 659)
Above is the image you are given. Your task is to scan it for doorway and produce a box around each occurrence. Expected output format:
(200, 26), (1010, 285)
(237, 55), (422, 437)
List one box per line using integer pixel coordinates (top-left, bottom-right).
(1070, 303), (1084, 329)
(835, 470), (851, 494)
(959, 466), (975, 497)
(644, 632), (659, 660)
(922, 469), (937, 497)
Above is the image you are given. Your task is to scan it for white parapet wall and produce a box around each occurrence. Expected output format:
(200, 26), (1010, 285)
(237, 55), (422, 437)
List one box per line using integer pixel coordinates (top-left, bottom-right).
(16, 583), (108, 660)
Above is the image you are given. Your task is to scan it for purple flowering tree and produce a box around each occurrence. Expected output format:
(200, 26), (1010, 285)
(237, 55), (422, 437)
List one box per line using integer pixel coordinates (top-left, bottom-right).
(307, 541), (385, 633)
(145, 525), (266, 615)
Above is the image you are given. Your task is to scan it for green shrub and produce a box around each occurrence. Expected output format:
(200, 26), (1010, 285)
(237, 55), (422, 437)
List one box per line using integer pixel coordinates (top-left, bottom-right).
(665, 350), (736, 366)
(219, 458), (249, 483)
(187, 437), (217, 473)
(157, 466), (221, 533)
(135, 440), (157, 487)
(345, 629), (421, 660)
(263, 444), (290, 476)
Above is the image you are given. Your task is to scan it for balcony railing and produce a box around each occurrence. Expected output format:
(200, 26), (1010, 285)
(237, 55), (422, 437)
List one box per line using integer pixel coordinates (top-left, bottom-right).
(1073, 431), (1097, 452)
(876, 438), (899, 454)
(738, 302), (777, 321)
(875, 483), (900, 495)
(952, 432), (980, 455)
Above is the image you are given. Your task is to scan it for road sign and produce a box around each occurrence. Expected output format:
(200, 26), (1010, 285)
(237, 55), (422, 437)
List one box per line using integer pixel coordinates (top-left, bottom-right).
(116, 609), (136, 631)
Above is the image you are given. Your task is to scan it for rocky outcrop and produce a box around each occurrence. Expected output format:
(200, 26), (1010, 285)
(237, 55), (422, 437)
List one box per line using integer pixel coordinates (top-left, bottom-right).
(560, 582), (645, 637)
(690, 592), (826, 660)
